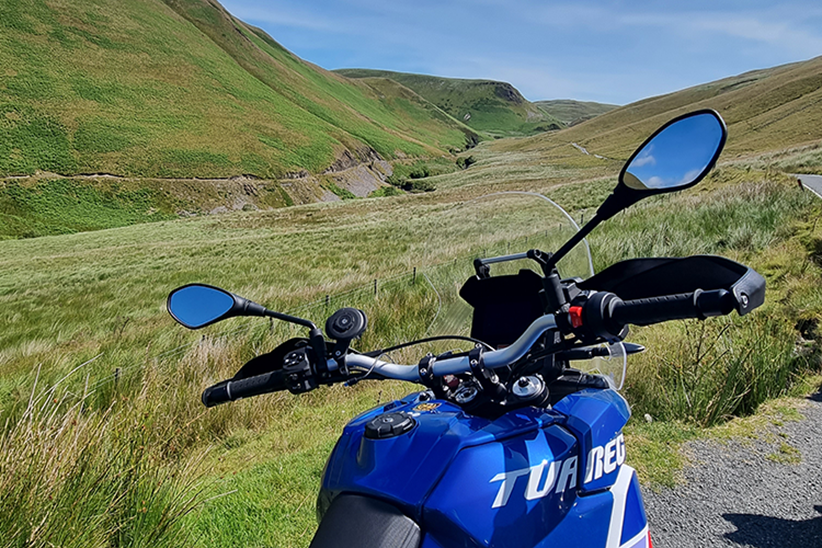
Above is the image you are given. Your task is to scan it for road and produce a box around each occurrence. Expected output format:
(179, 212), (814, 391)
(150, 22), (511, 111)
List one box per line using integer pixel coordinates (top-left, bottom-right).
(643, 390), (822, 547)
(795, 174), (822, 199)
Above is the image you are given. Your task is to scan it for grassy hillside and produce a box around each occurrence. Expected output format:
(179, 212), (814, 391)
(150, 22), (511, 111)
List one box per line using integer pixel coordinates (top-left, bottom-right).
(497, 56), (822, 167)
(0, 0), (476, 179)
(336, 69), (564, 137)
(534, 99), (618, 126)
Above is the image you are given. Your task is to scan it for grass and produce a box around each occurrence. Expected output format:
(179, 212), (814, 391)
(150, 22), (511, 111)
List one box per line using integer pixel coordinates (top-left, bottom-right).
(494, 55), (822, 165)
(534, 99), (619, 126)
(1, 132), (821, 545)
(336, 69), (564, 138)
(0, 178), (178, 238)
(0, 0), (473, 179)
(626, 378), (821, 489)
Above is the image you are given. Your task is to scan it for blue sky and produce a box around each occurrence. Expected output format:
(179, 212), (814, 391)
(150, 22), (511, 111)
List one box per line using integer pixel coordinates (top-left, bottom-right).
(219, 0), (822, 105)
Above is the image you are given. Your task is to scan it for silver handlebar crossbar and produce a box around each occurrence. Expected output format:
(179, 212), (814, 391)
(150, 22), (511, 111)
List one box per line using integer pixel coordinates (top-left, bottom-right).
(327, 315), (558, 382)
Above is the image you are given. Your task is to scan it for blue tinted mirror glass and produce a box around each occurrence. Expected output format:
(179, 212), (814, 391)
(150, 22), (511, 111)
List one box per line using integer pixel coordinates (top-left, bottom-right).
(168, 285), (235, 328)
(623, 112), (724, 191)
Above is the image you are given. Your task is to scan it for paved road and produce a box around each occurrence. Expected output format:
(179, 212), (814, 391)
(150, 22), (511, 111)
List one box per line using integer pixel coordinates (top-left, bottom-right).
(795, 174), (822, 199)
(643, 391), (822, 547)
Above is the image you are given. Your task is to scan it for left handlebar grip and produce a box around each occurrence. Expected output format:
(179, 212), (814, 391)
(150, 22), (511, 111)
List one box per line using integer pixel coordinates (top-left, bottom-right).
(202, 370), (286, 407)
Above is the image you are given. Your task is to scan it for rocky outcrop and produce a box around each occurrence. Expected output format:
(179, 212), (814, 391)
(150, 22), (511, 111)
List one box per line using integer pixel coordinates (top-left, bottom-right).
(322, 147), (383, 174)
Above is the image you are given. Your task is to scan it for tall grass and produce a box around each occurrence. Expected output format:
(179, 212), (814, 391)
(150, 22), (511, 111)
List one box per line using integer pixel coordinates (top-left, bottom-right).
(1, 164), (820, 545)
(0, 369), (205, 548)
(624, 315), (813, 426)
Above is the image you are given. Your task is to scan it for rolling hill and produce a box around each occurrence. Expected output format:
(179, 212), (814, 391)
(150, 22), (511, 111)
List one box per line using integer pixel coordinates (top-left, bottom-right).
(335, 69), (565, 137)
(534, 99), (618, 126)
(499, 56), (822, 166)
(0, 0), (479, 180)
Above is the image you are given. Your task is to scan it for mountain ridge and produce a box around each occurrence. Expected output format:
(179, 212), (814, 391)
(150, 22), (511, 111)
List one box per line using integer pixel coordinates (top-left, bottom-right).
(335, 69), (565, 137)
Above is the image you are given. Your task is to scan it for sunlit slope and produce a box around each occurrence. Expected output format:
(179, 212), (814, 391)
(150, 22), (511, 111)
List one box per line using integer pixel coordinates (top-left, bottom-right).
(0, 0), (475, 178)
(336, 69), (564, 137)
(499, 56), (822, 163)
(534, 100), (619, 126)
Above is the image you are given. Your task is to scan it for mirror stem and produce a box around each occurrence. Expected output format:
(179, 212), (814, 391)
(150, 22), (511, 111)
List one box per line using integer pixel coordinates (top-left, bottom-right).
(543, 212), (603, 273)
(545, 186), (642, 272)
(264, 309), (317, 330)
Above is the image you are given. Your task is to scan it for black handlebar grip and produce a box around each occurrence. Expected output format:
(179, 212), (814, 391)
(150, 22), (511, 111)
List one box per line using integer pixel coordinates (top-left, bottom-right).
(201, 370), (287, 407)
(610, 289), (736, 327)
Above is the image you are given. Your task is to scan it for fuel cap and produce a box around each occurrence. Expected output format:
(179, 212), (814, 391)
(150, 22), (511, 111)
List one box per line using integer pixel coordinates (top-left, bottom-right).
(364, 412), (416, 439)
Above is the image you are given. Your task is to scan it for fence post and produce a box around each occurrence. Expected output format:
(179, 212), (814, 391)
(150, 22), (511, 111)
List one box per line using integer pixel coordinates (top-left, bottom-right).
(374, 279), (378, 297)
(325, 294), (330, 308)
(114, 367), (120, 388)
(412, 267), (416, 285)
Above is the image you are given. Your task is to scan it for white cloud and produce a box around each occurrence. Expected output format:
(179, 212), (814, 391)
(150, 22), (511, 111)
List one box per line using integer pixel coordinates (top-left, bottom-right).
(632, 150), (656, 168)
(618, 9), (822, 59)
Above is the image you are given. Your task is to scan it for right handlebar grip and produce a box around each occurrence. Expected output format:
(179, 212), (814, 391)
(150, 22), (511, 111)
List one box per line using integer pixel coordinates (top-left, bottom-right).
(202, 370), (286, 407)
(610, 289), (736, 327)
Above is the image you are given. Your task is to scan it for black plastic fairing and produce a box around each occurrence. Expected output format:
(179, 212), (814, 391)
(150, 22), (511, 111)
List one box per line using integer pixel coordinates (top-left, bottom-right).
(310, 494), (421, 548)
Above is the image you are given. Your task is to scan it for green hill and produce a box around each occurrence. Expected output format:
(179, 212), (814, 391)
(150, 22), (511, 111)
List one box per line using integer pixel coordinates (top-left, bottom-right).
(0, 0), (478, 179)
(336, 69), (564, 137)
(534, 99), (618, 126)
(499, 56), (822, 166)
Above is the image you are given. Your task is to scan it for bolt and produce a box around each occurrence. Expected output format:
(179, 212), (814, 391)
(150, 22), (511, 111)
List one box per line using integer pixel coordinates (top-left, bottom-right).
(518, 377), (530, 387)
(420, 368), (428, 376)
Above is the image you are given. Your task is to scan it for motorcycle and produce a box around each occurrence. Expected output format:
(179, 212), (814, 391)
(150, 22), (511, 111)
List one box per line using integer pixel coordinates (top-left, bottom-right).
(167, 109), (766, 548)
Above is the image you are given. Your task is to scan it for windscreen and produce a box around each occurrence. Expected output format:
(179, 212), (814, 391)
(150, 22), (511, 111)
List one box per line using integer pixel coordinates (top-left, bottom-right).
(418, 192), (592, 342)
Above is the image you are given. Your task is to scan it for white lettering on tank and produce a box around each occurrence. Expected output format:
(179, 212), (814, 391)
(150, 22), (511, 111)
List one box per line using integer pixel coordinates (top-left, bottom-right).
(490, 432), (628, 508)
(525, 459), (557, 500)
(555, 456), (578, 493)
(584, 446), (604, 483)
(490, 468), (531, 508)
(604, 438), (617, 474)
(583, 433), (627, 484)
(616, 434), (626, 466)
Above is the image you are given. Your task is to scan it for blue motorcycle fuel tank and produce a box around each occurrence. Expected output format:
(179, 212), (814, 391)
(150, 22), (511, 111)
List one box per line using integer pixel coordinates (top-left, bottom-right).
(317, 388), (649, 548)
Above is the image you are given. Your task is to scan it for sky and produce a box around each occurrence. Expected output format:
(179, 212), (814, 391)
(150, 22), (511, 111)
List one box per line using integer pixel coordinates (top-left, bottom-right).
(218, 0), (822, 105)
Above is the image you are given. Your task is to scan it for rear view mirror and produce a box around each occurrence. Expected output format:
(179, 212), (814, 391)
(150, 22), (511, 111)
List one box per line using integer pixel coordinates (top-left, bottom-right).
(619, 110), (726, 194)
(543, 109), (727, 273)
(168, 284), (238, 329)
(167, 284), (317, 330)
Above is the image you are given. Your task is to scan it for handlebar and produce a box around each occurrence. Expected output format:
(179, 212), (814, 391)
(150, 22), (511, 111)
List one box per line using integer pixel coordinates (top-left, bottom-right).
(202, 370), (287, 407)
(200, 283), (758, 406)
(577, 288), (738, 340)
(327, 314), (560, 382)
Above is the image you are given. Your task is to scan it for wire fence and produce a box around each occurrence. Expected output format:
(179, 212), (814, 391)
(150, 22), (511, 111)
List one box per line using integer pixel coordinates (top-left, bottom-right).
(34, 215), (590, 401)
(78, 268), (425, 397)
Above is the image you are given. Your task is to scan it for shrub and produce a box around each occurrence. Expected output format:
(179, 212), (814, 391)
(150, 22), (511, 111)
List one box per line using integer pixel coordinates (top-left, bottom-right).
(456, 155), (476, 169)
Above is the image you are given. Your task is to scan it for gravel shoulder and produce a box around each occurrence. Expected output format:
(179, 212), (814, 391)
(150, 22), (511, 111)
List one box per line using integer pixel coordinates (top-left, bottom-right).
(643, 390), (822, 547)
